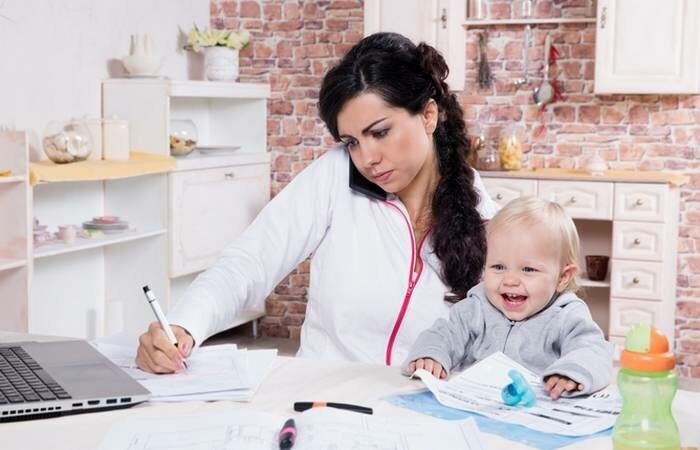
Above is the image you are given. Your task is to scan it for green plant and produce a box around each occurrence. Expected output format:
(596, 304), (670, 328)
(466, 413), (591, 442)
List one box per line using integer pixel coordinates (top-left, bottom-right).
(186, 24), (251, 52)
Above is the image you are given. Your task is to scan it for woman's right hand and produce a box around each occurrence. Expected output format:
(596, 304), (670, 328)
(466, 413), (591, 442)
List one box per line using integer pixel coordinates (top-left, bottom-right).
(136, 322), (194, 374)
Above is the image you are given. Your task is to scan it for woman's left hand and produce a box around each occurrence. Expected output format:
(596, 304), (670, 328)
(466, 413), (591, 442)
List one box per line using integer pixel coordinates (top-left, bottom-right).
(544, 374), (583, 400)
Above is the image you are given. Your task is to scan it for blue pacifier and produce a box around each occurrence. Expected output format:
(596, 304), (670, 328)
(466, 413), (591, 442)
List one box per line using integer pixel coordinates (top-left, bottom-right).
(501, 369), (536, 407)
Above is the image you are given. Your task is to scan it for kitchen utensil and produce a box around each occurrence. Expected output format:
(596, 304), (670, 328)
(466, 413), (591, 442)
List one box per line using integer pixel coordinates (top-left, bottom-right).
(513, 25), (532, 88)
(533, 34), (553, 107)
(477, 31), (493, 89)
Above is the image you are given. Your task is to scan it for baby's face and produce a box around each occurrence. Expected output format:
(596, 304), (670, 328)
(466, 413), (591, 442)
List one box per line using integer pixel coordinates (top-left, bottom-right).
(484, 223), (564, 321)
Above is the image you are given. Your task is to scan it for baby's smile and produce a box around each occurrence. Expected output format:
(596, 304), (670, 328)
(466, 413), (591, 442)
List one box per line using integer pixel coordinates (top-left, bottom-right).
(501, 293), (528, 311)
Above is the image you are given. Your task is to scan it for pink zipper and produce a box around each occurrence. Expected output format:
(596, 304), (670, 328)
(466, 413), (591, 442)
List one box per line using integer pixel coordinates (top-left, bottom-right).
(384, 200), (429, 366)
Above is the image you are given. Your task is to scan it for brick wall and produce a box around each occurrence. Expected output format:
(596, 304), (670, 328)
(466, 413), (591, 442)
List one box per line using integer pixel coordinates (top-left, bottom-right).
(212, 0), (700, 377)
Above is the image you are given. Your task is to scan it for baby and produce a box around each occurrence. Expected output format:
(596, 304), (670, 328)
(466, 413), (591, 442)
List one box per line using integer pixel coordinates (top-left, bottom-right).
(404, 196), (612, 400)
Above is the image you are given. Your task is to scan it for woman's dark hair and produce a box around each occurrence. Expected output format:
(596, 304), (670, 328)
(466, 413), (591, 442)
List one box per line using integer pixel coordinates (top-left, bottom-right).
(318, 32), (486, 297)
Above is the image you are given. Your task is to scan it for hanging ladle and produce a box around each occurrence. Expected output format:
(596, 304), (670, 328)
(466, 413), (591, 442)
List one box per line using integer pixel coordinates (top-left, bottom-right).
(533, 33), (554, 107)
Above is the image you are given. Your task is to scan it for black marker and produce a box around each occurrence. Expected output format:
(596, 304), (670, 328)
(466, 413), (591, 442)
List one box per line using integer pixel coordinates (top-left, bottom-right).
(294, 401), (373, 415)
(278, 418), (296, 449)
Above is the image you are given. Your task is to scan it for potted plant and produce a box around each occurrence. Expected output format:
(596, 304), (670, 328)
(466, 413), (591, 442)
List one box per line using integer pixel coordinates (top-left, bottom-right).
(186, 24), (251, 82)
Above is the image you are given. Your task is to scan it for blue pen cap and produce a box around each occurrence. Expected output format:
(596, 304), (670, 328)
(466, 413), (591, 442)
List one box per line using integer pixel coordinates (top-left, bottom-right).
(501, 369), (536, 407)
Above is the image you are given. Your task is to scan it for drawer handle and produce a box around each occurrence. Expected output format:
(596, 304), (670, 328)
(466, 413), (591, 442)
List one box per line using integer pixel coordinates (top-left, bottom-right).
(633, 238), (641, 245)
(632, 277), (640, 284)
(635, 198), (644, 206)
(569, 196), (577, 204)
(496, 193), (503, 200)
(224, 172), (235, 180)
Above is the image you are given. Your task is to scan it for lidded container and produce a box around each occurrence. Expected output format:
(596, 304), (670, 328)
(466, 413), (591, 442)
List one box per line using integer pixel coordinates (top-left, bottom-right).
(476, 139), (500, 171)
(613, 324), (679, 450)
(467, 123), (486, 168)
(169, 119), (198, 157)
(498, 123), (523, 171)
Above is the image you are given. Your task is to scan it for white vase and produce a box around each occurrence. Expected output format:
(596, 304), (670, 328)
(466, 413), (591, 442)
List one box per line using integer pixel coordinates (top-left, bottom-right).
(204, 47), (239, 82)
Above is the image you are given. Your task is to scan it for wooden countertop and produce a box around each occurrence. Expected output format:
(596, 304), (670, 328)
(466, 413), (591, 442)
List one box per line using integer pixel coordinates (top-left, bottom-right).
(479, 168), (689, 187)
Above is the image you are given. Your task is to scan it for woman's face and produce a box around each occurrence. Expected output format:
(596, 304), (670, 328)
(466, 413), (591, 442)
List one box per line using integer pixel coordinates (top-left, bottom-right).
(336, 92), (437, 195)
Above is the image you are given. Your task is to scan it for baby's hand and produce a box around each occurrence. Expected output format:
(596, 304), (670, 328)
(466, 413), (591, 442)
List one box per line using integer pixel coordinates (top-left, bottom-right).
(408, 358), (447, 379)
(544, 374), (583, 400)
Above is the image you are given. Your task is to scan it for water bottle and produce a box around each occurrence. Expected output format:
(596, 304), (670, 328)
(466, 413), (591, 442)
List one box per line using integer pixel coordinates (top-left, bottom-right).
(613, 324), (679, 450)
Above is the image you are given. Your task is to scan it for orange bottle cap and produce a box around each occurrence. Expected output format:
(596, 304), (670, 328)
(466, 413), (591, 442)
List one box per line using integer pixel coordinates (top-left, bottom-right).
(620, 324), (675, 372)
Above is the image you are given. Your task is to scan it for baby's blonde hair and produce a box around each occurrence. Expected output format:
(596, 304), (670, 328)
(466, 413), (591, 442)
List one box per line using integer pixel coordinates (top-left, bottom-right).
(487, 196), (581, 292)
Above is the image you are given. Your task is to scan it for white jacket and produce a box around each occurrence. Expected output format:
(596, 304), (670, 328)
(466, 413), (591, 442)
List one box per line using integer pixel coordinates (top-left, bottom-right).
(168, 147), (498, 366)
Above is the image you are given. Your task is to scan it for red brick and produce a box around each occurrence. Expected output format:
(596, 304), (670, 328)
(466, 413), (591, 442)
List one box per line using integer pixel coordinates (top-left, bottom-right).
(488, 2), (511, 19)
(220, 1), (237, 16)
(263, 3), (281, 20)
(628, 105), (650, 124)
(570, 44), (594, 59)
(578, 105), (599, 123)
(553, 106), (575, 122)
(601, 107), (625, 124)
(240, 1), (260, 18)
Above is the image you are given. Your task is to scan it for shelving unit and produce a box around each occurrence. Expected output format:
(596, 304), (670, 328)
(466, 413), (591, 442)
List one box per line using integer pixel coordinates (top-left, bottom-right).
(0, 130), (175, 339)
(480, 169), (686, 359)
(103, 79), (272, 336)
(463, 18), (595, 27)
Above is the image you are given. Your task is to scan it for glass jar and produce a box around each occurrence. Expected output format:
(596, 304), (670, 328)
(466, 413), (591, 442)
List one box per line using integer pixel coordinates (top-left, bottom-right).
(42, 119), (93, 164)
(467, 125), (486, 168)
(476, 140), (500, 171)
(169, 119), (198, 157)
(498, 124), (523, 171)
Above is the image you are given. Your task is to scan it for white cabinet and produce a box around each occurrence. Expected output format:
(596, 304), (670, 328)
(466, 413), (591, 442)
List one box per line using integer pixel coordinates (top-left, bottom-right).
(170, 161), (270, 277)
(103, 80), (271, 332)
(594, 0), (700, 94)
(364, 0), (466, 90)
(480, 170), (681, 351)
(0, 131), (173, 339)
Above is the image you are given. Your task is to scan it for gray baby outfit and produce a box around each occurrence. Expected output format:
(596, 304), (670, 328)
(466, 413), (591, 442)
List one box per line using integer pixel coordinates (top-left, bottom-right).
(403, 282), (613, 396)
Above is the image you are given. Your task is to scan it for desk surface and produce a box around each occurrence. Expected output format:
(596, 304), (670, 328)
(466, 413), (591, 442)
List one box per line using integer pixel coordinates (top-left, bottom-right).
(1, 332), (699, 449)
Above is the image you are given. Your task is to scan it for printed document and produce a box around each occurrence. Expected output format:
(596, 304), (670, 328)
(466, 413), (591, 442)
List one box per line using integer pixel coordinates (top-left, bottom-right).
(97, 407), (484, 450)
(414, 351), (621, 436)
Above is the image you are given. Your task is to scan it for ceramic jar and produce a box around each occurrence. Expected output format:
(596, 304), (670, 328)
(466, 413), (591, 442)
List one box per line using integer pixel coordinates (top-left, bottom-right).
(204, 47), (239, 82)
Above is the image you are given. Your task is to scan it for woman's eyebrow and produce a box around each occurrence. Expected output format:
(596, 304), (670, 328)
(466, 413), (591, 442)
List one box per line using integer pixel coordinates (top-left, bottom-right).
(339, 117), (387, 139)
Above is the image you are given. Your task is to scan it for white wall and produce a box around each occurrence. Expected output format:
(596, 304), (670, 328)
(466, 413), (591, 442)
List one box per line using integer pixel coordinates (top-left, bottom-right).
(0, 0), (208, 156)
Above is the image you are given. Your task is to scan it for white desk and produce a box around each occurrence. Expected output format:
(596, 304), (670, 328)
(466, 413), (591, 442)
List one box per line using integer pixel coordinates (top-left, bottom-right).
(1, 332), (699, 449)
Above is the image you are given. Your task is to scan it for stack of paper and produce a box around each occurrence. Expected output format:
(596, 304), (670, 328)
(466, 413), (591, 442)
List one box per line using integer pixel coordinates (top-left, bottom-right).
(92, 339), (277, 402)
(98, 406), (485, 450)
(413, 351), (621, 437)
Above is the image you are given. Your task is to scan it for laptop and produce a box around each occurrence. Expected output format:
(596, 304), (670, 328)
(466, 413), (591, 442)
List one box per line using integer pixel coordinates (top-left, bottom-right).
(0, 340), (150, 422)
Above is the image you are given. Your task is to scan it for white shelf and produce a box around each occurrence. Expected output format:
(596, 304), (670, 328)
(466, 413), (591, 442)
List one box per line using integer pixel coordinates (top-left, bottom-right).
(172, 151), (271, 172)
(0, 258), (27, 272)
(169, 81), (270, 99)
(464, 18), (595, 27)
(0, 175), (26, 184)
(34, 228), (167, 259)
(578, 276), (610, 288)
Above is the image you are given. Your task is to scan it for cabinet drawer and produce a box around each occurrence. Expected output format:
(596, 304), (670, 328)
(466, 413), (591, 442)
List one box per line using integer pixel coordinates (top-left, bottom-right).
(609, 298), (664, 337)
(610, 260), (663, 300)
(612, 221), (665, 261)
(614, 183), (668, 222)
(481, 178), (537, 207)
(169, 163), (270, 277)
(537, 181), (613, 220)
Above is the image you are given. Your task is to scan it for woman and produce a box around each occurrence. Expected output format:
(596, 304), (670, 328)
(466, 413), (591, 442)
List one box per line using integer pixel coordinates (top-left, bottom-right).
(136, 32), (498, 373)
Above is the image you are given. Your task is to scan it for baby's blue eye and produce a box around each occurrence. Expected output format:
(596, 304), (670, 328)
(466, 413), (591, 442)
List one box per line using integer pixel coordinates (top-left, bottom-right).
(491, 264), (505, 271)
(522, 267), (537, 273)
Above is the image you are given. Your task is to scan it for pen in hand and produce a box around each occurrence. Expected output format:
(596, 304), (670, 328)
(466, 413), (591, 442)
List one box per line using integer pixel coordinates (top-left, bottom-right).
(142, 285), (188, 370)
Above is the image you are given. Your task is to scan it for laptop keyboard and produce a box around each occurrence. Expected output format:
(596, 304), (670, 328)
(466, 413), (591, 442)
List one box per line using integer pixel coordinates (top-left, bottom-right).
(0, 347), (71, 405)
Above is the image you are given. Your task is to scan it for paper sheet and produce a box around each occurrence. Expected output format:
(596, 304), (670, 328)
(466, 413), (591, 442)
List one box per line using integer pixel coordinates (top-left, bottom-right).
(92, 340), (277, 402)
(97, 407), (484, 450)
(414, 351), (621, 437)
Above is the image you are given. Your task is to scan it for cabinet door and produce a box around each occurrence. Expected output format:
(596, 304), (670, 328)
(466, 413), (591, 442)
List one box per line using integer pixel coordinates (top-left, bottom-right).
(537, 180), (613, 220)
(364, 0), (465, 90)
(170, 164), (270, 277)
(613, 183), (668, 222)
(481, 178), (537, 207)
(594, 0), (700, 94)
